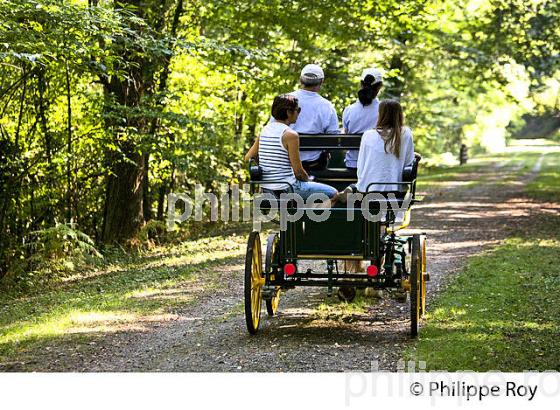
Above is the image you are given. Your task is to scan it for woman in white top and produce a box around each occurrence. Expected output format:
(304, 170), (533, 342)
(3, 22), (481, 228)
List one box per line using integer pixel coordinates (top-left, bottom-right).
(342, 68), (383, 170)
(355, 99), (415, 194)
(338, 99), (414, 298)
(245, 94), (339, 201)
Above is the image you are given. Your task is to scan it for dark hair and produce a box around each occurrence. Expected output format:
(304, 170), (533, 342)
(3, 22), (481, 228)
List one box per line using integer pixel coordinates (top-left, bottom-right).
(376, 99), (404, 158)
(271, 94), (299, 120)
(358, 74), (382, 106)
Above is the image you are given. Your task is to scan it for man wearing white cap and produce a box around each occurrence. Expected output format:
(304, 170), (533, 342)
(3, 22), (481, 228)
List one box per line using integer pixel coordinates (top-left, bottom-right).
(342, 68), (383, 171)
(289, 63), (340, 171)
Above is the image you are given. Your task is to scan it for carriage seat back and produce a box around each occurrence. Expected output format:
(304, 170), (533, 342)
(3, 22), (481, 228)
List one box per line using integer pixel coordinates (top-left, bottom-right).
(249, 158), (263, 181)
(402, 153), (421, 182)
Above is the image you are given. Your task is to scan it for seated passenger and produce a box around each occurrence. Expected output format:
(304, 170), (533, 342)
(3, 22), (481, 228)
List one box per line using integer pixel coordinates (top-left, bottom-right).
(343, 68), (383, 171)
(338, 100), (414, 299)
(290, 64), (340, 172)
(245, 94), (339, 203)
(355, 99), (415, 196)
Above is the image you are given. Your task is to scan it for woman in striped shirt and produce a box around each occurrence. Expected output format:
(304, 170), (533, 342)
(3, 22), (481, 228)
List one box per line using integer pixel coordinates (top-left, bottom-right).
(245, 94), (339, 202)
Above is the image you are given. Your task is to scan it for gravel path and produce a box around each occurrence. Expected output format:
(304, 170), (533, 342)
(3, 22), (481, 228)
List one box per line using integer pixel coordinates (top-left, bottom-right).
(10, 151), (560, 372)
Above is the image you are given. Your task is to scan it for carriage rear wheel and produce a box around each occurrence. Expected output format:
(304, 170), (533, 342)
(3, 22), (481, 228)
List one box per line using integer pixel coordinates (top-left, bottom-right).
(410, 234), (424, 338)
(265, 233), (281, 316)
(244, 231), (264, 334)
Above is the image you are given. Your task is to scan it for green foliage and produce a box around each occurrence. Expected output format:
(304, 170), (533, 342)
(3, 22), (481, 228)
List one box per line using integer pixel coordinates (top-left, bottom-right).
(29, 222), (102, 261)
(1, 0), (559, 275)
(138, 219), (171, 245)
(6, 222), (102, 289)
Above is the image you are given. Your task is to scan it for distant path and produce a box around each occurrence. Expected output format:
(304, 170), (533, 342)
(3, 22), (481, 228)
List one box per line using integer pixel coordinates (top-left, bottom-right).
(7, 146), (560, 372)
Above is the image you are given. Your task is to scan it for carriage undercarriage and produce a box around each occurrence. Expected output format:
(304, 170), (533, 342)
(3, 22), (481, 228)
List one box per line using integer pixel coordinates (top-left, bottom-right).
(245, 226), (428, 337)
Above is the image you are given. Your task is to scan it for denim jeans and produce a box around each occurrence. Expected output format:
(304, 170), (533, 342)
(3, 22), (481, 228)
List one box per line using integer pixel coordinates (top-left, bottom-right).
(293, 180), (337, 200)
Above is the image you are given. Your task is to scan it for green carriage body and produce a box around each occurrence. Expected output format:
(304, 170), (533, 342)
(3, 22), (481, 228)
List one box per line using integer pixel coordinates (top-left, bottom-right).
(266, 205), (405, 290)
(282, 207), (379, 260)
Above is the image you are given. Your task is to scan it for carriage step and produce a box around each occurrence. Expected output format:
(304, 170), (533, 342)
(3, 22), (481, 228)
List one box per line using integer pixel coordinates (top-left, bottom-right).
(423, 273), (430, 281)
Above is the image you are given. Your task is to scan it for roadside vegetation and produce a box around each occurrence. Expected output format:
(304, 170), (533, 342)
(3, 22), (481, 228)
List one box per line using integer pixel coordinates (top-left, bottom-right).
(527, 151), (560, 202)
(407, 149), (560, 371)
(407, 234), (560, 371)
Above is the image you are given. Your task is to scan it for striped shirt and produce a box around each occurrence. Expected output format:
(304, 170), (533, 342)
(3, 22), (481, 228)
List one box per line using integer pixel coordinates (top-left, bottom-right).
(258, 121), (297, 191)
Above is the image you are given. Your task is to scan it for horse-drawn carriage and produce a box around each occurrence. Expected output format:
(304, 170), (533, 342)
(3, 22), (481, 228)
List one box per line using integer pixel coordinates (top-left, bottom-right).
(245, 134), (428, 337)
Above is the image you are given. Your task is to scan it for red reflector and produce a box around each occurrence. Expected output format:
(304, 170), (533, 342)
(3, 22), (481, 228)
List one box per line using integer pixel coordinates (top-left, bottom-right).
(367, 265), (378, 277)
(284, 263), (296, 276)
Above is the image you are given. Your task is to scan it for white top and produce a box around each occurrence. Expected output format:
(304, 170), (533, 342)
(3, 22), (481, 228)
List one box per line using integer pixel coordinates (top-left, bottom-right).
(258, 121), (297, 191)
(356, 127), (415, 192)
(289, 89), (340, 162)
(342, 98), (380, 168)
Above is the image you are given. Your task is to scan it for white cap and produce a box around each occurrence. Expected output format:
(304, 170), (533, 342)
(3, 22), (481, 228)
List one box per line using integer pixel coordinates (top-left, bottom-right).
(361, 68), (383, 83)
(301, 64), (324, 80)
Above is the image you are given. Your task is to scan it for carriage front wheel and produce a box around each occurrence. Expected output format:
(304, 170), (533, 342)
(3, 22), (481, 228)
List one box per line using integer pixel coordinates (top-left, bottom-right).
(420, 235), (427, 317)
(245, 231), (264, 334)
(265, 233), (281, 316)
(410, 234), (425, 338)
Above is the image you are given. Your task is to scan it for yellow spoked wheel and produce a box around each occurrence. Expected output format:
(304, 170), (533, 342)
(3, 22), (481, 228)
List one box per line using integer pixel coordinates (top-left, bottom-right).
(410, 234), (423, 338)
(244, 231), (264, 334)
(419, 235), (427, 317)
(265, 233), (281, 316)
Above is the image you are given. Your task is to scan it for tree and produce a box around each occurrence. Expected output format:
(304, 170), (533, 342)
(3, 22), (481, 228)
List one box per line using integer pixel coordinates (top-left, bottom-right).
(98, 0), (186, 242)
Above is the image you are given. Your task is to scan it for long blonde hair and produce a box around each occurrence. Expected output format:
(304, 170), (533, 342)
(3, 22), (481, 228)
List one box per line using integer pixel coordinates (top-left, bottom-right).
(376, 99), (404, 158)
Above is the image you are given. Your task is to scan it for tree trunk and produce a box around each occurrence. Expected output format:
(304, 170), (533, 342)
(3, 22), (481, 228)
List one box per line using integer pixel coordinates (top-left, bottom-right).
(103, 147), (146, 242)
(143, 0), (183, 222)
(386, 32), (411, 99)
(36, 67), (54, 225)
(65, 59), (73, 222)
(142, 151), (152, 221)
(156, 182), (166, 220)
(101, 62), (147, 242)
